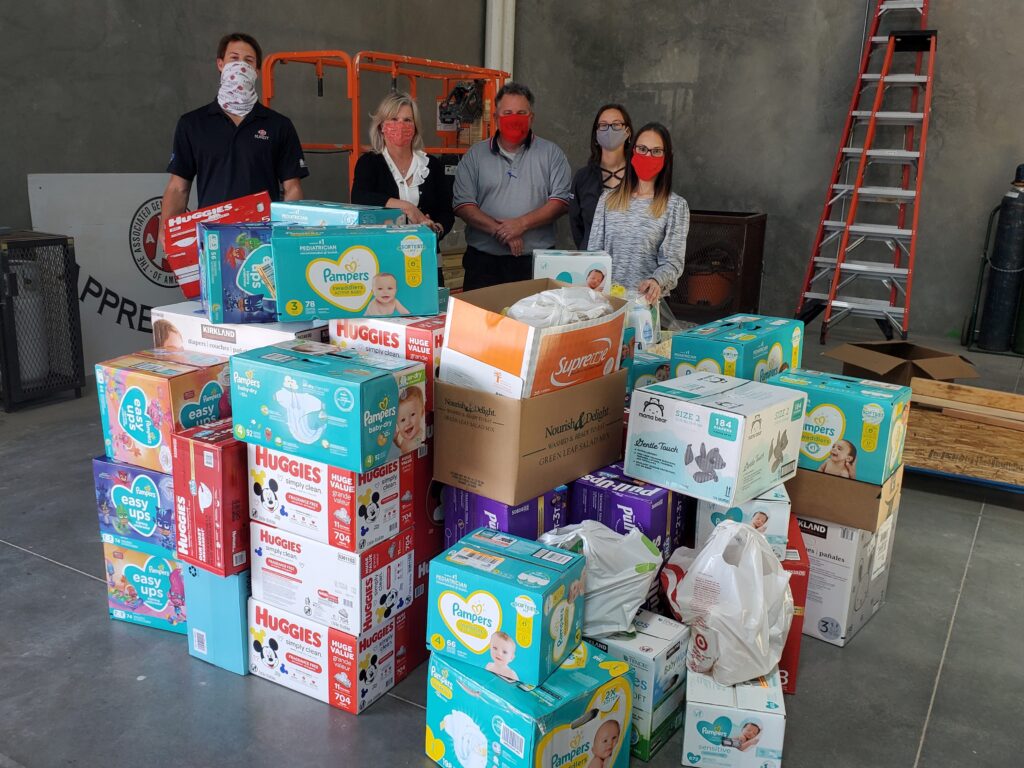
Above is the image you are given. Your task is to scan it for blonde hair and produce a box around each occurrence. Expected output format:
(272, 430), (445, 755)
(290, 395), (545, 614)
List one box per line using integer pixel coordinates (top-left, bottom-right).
(369, 91), (424, 154)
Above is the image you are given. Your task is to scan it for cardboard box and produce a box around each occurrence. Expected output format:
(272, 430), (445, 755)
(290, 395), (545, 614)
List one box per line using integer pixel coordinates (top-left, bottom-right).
(785, 464), (904, 532)
(93, 456), (176, 551)
(779, 515), (808, 695)
(533, 249), (613, 292)
(185, 567), (250, 675)
(230, 340), (426, 473)
(198, 223), (278, 323)
(101, 537), (186, 634)
(425, 643), (633, 768)
(151, 301), (327, 357)
(426, 528), (586, 686)
(683, 668), (786, 768)
(824, 341), (978, 386)
(270, 200), (401, 226)
(588, 610), (688, 761)
(96, 349), (230, 474)
(441, 485), (568, 548)
(434, 369), (627, 506)
(273, 224), (439, 321)
(768, 369), (911, 485)
(440, 278), (627, 398)
(629, 350), (672, 394)
(624, 372), (804, 506)
(671, 314), (804, 382)
(695, 484), (791, 559)
(250, 521), (413, 636)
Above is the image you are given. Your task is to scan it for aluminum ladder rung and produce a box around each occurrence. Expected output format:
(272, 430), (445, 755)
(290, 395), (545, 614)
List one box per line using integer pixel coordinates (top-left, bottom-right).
(831, 184), (917, 201)
(851, 110), (924, 124)
(841, 147), (919, 163)
(801, 292), (907, 318)
(879, 1), (925, 13)
(813, 257), (910, 278)
(860, 73), (928, 84)
(822, 221), (914, 239)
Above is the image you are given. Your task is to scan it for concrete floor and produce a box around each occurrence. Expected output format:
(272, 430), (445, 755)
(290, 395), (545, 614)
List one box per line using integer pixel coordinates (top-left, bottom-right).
(1, 327), (1021, 768)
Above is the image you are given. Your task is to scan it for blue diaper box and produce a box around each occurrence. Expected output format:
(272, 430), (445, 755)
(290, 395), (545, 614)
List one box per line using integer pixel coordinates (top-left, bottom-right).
(270, 200), (402, 226)
(184, 567), (251, 675)
(198, 223), (277, 324)
(672, 314), (804, 382)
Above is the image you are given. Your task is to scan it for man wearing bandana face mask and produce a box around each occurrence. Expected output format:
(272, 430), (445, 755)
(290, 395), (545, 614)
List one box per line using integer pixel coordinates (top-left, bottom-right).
(453, 82), (572, 290)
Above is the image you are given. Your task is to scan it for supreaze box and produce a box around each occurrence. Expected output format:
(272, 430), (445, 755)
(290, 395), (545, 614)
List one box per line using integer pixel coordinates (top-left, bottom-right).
(230, 340), (426, 473)
(625, 373), (804, 506)
(250, 521), (414, 635)
(427, 528), (586, 686)
(270, 200), (401, 226)
(695, 484), (791, 559)
(185, 567), (250, 675)
(671, 314), (803, 382)
(533, 249), (613, 292)
(440, 278), (627, 398)
(102, 537), (186, 634)
(425, 643), (633, 768)
(199, 223), (278, 323)
(93, 456), (176, 551)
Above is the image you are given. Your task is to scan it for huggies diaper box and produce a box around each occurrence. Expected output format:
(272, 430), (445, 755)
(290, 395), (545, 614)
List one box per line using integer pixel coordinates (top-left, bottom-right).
(93, 457), (176, 551)
(533, 249), (613, 293)
(248, 598), (396, 713)
(767, 369), (911, 486)
(102, 537), (186, 633)
(427, 528), (586, 687)
(229, 339), (427, 473)
(185, 566), (250, 675)
(96, 348), (230, 474)
(671, 314), (803, 382)
(250, 521), (414, 636)
(172, 419), (249, 577)
(425, 642), (633, 768)
(272, 224), (439, 321)
(270, 200), (402, 226)
(624, 372), (805, 506)
(695, 484), (791, 560)
(441, 486), (568, 548)
(198, 223), (278, 323)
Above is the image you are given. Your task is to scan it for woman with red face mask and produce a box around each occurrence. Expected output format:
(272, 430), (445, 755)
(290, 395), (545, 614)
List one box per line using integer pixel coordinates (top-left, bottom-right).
(587, 122), (689, 305)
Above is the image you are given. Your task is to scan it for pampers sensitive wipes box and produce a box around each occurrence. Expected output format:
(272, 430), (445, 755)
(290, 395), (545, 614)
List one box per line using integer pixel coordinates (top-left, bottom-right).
(102, 537), (186, 633)
(426, 528), (586, 687)
(625, 373), (805, 506)
(767, 369), (911, 486)
(533, 249), (614, 293)
(671, 314), (803, 382)
(270, 200), (402, 226)
(229, 339), (426, 473)
(198, 223), (278, 324)
(695, 484), (791, 559)
(425, 642), (633, 768)
(93, 456), (176, 551)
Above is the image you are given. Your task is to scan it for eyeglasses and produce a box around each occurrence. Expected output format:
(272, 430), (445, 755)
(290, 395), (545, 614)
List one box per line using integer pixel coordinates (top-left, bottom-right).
(597, 122), (626, 132)
(634, 144), (666, 158)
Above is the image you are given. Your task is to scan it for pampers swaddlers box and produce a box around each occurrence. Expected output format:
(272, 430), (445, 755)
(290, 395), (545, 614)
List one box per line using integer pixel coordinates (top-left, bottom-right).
(425, 642), (633, 768)
(629, 351), (672, 394)
(198, 223), (278, 324)
(93, 456), (176, 551)
(270, 200), (402, 226)
(695, 484), (791, 559)
(102, 537), (186, 633)
(427, 528), (586, 687)
(533, 249), (614, 293)
(671, 314), (803, 382)
(768, 369), (911, 486)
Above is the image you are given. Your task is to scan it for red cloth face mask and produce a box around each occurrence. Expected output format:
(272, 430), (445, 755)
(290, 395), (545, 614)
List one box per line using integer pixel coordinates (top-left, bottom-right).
(498, 114), (531, 144)
(382, 121), (416, 147)
(631, 153), (665, 182)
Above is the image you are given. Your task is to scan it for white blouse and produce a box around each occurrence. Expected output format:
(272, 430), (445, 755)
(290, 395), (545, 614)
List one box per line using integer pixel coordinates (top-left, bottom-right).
(383, 149), (430, 207)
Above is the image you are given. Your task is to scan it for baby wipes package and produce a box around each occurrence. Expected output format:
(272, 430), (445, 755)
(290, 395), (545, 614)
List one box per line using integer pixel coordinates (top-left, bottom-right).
(185, 566), (250, 675)
(272, 224), (439, 321)
(671, 314), (803, 382)
(198, 223), (278, 323)
(695, 484), (791, 560)
(625, 373), (805, 506)
(425, 642), (633, 768)
(629, 351), (672, 394)
(533, 249), (613, 293)
(270, 200), (402, 226)
(93, 456), (176, 551)
(230, 339), (426, 473)
(767, 369), (911, 486)
(102, 537), (186, 634)
(441, 486), (568, 548)
(427, 527), (586, 686)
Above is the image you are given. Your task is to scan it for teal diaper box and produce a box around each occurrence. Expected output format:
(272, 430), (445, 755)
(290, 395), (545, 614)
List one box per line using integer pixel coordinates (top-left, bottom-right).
(272, 224), (439, 322)
(270, 200), (402, 226)
(671, 314), (803, 382)
(767, 369), (911, 486)
(427, 528), (586, 687)
(229, 339), (427, 473)
(629, 351), (672, 393)
(425, 642), (633, 768)
(184, 566), (250, 675)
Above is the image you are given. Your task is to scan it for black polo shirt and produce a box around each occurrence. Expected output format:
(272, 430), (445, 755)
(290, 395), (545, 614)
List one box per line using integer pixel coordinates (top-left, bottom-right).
(167, 101), (309, 208)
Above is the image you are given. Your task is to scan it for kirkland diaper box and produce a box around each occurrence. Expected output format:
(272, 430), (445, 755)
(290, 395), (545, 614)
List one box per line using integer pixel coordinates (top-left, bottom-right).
(695, 484), (791, 559)
(96, 348), (230, 474)
(230, 340), (426, 473)
(426, 528), (586, 687)
(94, 457), (176, 551)
(768, 369), (911, 486)
(779, 515), (809, 695)
(198, 223), (278, 323)
(624, 372), (804, 507)
(272, 224), (439, 321)
(533, 249), (613, 293)
(671, 314), (803, 382)
(425, 642), (633, 768)
(683, 668), (786, 768)
(588, 610), (688, 761)
(270, 200), (402, 226)
(185, 566), (250, 675)
(102, 537), (186, 633)
(441, 486), (568, 548)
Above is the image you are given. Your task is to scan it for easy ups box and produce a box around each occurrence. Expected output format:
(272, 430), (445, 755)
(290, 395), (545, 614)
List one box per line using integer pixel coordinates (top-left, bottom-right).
(198, 223), (278, 324)
(270, 200), (402, 226)
(824, 341), (978, 386)
(671, 314), (803, 382)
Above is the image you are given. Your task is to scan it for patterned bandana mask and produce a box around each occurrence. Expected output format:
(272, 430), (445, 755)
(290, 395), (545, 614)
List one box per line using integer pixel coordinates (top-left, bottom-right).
(218, 61), (258, 117)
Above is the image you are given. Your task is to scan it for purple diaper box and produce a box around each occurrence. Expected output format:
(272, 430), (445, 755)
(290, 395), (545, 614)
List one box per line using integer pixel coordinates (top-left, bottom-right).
(441, 485), (568, 547)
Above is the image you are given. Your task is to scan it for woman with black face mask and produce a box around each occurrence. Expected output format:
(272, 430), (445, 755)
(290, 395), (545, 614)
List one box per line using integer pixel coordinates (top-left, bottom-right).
(568, 104), (634, 249)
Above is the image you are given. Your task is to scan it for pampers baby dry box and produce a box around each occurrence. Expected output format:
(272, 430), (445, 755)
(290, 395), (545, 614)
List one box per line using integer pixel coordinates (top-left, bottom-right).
(270, 200), (402, 226)
(427, 528), (586, 687)
(671, 314), (803, 382)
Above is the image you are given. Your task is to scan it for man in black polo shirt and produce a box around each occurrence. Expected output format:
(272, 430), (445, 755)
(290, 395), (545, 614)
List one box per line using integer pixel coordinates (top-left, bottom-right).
(159, 33), (308, 235)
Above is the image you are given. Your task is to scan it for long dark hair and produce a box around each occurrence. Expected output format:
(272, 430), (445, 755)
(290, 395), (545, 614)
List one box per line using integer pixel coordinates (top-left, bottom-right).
(608, 121), (673, 219)
(588, 103), (634, 166)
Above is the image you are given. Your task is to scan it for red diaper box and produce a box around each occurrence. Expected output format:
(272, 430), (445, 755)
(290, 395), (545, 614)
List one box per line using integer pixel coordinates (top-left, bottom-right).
(172, 418), (249, 576)
(780, 514), (809, 695)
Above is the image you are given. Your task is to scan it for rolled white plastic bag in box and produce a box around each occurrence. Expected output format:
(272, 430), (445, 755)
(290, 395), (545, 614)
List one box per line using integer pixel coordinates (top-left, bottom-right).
(506, 287), (613, 328)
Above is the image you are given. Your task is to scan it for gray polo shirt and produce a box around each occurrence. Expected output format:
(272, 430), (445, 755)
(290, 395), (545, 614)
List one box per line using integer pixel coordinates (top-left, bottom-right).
(453, 132), (572, 255)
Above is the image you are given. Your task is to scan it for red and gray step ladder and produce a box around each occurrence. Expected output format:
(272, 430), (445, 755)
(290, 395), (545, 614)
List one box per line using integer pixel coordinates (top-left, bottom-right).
(796, 0), (937, 343)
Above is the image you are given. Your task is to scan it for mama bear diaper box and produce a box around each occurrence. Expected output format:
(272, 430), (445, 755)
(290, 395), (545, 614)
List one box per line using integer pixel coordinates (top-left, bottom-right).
(533, 249), (613, 292)
(272, 224), (439, 321)
(682, 668), (786, 768)
(229, 339), (426, 473)
(250, 521), (414, 635)
(624, 372), (805, 506)
(425, 642), (633, 768)
(767, 369), (911, 486)
(248, 598), (396, 713)
(270, 200), (402, 226)
(695, 484), (791, 560)
(102, 537), (186, 633)
(442, 486), (568, 548)
(96, 348), (230, 474)
(93, 457), (175, 551)
(199, 223), (278, 323)
(185, 566), (250, 675)
(427, 528), (586, 687)
(671, 314), (803, 382)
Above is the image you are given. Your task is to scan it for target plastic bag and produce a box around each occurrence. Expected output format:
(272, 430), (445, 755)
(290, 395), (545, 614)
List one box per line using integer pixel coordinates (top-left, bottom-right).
(507, 287), (613, 328)
(540, 520), (662, 637)
(660, 520), (793, 686)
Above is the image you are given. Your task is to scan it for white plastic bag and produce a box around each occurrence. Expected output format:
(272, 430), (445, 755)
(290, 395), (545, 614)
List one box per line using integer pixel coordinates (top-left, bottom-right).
(540, 520), (662, 637)
(660, 520), (793, 686)
(507, 287), (613, 328)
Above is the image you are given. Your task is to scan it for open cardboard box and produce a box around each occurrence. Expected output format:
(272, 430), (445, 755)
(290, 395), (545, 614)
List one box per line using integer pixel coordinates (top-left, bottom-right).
(824, 341), (978, 386)
(785, 464), (903, 532)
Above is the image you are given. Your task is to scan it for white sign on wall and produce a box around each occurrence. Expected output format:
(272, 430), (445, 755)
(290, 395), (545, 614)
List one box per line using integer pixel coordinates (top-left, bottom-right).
(28, 174), (196, 368)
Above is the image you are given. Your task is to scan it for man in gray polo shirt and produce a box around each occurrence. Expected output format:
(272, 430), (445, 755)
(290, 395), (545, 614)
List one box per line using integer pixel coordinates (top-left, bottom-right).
(453, 82), (572, 290)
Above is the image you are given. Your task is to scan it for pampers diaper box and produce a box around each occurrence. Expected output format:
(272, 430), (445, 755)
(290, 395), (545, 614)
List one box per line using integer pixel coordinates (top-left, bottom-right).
(272, 224), (438, 321)
(102, 537), (186, 633)
(695, 484), (791, 560)
(198, 223), (278, 324)
(441, 486), (568, 548)
(533, 249), (614, 293)
(629, 351), (672, 394)
(270, 200), (402, 226)
(767, 369), (911, 486)
(624, 373), (805, 506)
(425, 642), (633, 768)
(93, 457), (176, 551)
(427, 528), (586, 687)
(185, 566), (250, 675)
(671, 315), (803, 382)
(96, 348), (230, 474)
(230, 339), (426, 473)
